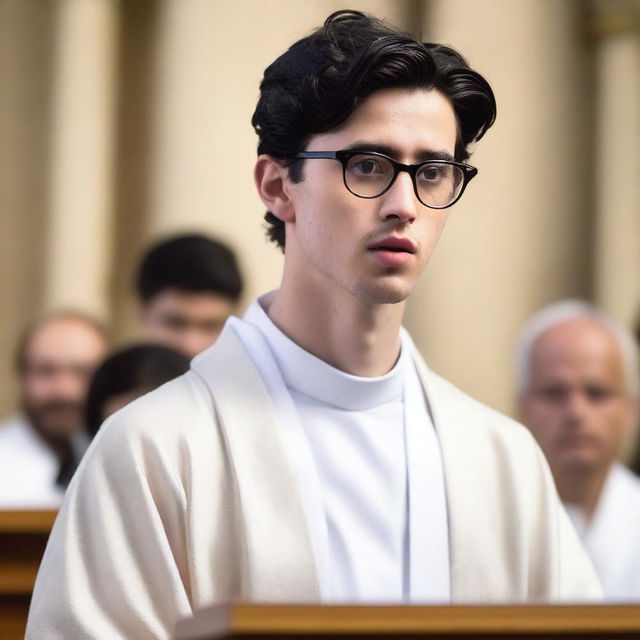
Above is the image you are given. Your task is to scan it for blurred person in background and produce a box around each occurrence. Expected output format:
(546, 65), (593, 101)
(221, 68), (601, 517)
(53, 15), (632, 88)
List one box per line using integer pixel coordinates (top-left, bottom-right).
(518, 300), (640, 600)
(137, 233), (244, 358)
(0, 311), (107, 507)
(85, 343), (190, 439)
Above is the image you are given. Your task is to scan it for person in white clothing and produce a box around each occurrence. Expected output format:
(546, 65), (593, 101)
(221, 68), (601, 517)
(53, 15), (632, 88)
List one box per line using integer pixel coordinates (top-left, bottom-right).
(518, 300), (640, 600)
(0, 311), (107, 507)
(28, 11), (601, 640)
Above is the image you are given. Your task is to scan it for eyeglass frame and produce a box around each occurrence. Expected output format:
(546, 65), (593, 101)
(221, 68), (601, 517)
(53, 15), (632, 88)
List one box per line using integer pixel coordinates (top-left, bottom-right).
(293, 150), (478, 210)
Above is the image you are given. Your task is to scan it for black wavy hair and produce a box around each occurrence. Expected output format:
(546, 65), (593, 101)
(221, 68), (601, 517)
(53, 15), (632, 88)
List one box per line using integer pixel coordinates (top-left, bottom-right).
(136, 233), (243, 303)
(85, 343), (190, 438)
(251, 9), (496, 250)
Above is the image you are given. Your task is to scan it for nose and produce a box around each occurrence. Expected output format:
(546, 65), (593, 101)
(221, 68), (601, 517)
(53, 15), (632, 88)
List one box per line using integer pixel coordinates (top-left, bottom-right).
(51, 369), (86, 402)
(563, 389), (591, 426)
(378, 171), (418, 224)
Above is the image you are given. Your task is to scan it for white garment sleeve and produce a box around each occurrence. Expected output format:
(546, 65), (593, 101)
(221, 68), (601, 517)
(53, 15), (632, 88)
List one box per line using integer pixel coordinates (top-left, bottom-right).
(26, 403), (194, 640)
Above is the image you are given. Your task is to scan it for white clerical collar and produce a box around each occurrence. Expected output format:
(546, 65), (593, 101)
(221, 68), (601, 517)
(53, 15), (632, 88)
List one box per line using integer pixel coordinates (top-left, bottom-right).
(243, 295), (407, 411)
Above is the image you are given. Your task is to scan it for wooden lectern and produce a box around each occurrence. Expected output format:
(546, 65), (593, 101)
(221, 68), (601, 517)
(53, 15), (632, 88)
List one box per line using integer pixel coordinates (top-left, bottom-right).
(0, 510), (56, 640)
(174, 603), (640, 640)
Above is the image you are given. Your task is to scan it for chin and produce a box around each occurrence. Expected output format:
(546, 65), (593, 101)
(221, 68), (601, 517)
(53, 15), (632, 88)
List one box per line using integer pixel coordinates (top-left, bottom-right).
(355, 280), (412, 305)
(558, 451), (606, 474)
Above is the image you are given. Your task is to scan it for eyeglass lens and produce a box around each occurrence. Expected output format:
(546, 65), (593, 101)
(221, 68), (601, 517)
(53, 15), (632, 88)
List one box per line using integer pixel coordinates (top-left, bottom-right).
(345, 154), (464, 208)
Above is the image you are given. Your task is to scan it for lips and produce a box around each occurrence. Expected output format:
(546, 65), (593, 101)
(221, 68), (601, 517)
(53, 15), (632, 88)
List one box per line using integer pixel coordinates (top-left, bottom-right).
(367, 236), (417, 267)
(368, 237), (417, 254)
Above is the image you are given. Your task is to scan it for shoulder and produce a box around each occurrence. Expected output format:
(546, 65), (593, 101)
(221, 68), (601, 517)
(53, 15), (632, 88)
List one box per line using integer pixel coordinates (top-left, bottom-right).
(424, 366), (539, 453)
(78, 371), (220, 493)
(97, 370), (213, 443)
(0, 415), (45, 458)
(610, 463), (640, 505)
(416, 360), (551, 503)
(0, 415), (28, 440)
(404, 330), (535, 451)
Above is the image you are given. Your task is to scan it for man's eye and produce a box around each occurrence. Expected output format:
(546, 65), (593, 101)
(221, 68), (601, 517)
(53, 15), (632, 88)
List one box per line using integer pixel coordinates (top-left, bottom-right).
(538, 386), (568, 403)
(163, 316), (188, 330)
(350, 158), (385, 175)
(585, 386), (614, 403)
(419, 165), (445, 182)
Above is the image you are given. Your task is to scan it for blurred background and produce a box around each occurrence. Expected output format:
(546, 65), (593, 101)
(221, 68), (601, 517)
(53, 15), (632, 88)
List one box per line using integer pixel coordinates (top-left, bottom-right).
(1, 0), (639, 420)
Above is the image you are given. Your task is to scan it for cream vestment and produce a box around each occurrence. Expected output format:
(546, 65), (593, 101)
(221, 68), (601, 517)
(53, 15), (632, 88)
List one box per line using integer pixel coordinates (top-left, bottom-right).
(27, 323), (601, 639)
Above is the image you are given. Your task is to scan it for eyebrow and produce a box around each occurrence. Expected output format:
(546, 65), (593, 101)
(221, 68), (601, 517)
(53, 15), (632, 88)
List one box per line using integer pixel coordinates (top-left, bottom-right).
(342, 141), (455, 163)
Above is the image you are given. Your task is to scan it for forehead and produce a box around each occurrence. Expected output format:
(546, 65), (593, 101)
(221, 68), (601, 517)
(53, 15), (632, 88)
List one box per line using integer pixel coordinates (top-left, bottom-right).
(529, 320), (625, 384)
(26, 319), (105, 365)
(308, 87), (458, 159)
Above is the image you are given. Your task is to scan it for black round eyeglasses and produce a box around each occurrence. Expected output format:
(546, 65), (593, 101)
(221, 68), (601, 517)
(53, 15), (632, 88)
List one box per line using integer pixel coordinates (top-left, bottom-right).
(294, 150), (478, 209)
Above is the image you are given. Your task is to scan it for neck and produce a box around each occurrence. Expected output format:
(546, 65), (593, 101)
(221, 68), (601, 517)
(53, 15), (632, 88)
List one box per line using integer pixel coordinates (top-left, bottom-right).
(554, 463), (611, 522)
(267, 276), (405, 378)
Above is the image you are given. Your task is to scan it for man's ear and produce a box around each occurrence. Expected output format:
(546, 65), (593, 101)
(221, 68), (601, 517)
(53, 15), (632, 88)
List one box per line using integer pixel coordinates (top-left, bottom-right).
(254, 155), (295, 223)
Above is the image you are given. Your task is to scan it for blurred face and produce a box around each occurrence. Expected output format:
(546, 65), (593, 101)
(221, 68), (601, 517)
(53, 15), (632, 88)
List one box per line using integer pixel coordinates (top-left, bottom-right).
(285, 88), (458, 304)
(21, 318), (107, 441)
(520, 319), (637, 475)
(141, 289), (235, 358)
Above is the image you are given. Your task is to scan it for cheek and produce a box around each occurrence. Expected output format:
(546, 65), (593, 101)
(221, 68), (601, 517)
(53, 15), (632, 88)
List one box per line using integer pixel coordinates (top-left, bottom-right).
(147, 323), (170, 339)
(297, 195), (358, 262)
(524, 402), (563, 440)
(70, 373), (90, 395)
(148, 315), (178, 336)
(297, 215), (337, 265)
(597, 402), (630, 438)
(24, 375), (49, 399)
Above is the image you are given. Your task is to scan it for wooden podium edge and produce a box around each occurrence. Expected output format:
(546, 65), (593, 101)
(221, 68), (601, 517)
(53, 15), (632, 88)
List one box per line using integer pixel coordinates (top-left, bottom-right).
(0, 510), (58, 532)
(175, 603), (640, 638)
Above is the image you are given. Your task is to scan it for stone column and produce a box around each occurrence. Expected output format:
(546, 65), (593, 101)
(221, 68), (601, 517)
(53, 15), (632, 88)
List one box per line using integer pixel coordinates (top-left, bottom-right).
(42, 0), (119, 319)
(591, 1), (640, 326)
(0, 0), (55, 415)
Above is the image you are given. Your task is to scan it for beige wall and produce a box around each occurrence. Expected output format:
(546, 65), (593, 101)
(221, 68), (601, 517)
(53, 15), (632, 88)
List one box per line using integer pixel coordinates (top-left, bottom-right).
(1, 0), (639, 419)
(1, 1), (54, 413)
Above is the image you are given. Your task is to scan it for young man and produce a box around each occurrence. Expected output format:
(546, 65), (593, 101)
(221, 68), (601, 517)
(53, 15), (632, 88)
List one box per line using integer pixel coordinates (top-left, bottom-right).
(0, 311), (107, 507)
(28, 11), (600, 639)
(518, 300), (640, 600)
(137, 233), (244, 358)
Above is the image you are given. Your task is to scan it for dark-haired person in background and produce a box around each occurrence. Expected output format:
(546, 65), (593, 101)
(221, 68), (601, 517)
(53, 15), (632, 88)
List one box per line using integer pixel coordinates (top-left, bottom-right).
(137, 233), (243, 358)
(0, 311), (107, 507)
(85, 344), (190, 439)
(28, 11), (600, 638)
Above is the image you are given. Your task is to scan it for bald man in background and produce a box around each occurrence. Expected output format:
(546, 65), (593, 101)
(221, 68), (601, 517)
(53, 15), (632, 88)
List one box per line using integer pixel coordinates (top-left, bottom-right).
(0, 312), (107, 507)
(518, 300), (640, 600)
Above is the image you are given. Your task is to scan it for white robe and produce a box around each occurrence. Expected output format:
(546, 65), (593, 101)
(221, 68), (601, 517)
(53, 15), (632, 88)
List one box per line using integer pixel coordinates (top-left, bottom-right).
(0, 414), (64, 508)
(565, 463), (640, 601)
(26, 326), (601, 640)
